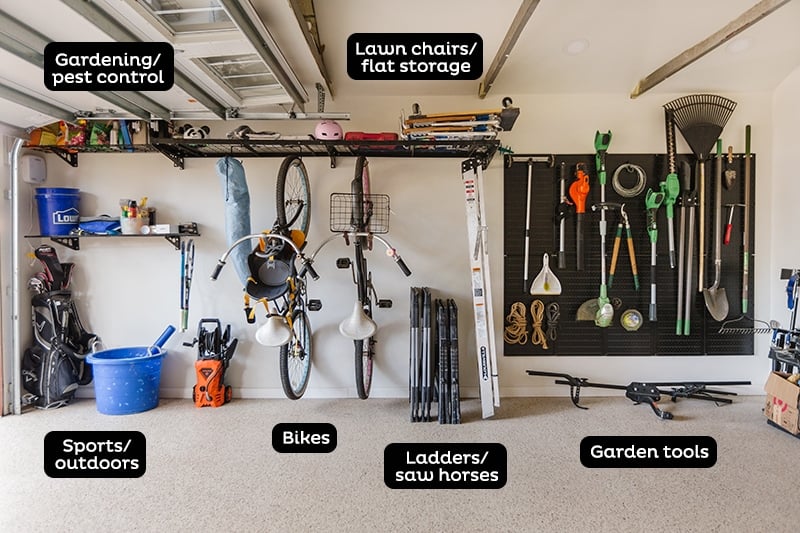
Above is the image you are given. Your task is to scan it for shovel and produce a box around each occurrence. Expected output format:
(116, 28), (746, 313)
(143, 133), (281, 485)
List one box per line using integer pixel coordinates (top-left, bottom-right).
(702, 140), (729, 321)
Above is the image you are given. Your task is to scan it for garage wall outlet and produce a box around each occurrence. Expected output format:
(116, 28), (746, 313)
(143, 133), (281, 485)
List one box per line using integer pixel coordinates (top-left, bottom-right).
(20, 154), (46, 184)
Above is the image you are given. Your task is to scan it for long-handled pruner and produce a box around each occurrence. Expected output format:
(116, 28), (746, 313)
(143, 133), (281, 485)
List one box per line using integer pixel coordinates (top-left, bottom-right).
(661, 109), (680, 269)
(645, 189), (665, 321)
(609, 204), (639, 291)
(569, 163), (590, 271)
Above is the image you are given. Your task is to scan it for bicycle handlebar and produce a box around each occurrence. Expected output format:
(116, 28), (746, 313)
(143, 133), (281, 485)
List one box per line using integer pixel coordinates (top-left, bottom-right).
(210, 233), (318, 281)
(307, 232), (412, 277)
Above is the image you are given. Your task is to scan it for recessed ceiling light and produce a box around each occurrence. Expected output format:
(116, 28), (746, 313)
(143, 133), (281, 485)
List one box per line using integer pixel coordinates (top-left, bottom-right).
(726, 38), (751, 54)
(564, 39), (589, 55)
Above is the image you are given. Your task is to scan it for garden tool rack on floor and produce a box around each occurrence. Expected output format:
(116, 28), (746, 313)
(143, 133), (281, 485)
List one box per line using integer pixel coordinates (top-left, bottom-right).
(526, 370), (751, 420)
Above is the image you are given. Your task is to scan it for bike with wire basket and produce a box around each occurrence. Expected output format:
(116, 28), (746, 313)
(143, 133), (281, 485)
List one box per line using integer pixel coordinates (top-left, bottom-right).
(306, 156), (412, 399)
(211, 155), (321, 400)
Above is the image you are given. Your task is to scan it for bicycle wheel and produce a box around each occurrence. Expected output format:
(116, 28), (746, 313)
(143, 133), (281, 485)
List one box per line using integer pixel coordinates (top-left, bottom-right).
(276, 155), (311, 237)
(279, 309), (312, 400)
(353, 244), (375, 399)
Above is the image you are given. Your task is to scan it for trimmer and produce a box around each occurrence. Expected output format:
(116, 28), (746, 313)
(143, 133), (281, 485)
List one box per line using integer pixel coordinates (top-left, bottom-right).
(645, 187), (664, 321)
(594, 131), (613, 327)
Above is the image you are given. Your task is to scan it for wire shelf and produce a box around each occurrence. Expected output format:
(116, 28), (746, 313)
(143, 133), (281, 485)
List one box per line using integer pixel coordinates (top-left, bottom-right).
(329, 193), (390, 234)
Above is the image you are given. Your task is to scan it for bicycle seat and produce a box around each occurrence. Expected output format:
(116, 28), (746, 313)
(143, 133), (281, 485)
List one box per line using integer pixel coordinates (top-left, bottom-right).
(244, 230), (305, 300)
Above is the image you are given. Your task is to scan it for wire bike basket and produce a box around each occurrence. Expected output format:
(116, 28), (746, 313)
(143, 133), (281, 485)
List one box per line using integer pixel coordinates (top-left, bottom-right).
(329, 192), (391, 234)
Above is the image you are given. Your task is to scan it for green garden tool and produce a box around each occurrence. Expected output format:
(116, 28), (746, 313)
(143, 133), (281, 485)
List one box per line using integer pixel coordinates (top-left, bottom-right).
(645, 188), (665, 321)
(594, 130), (613, 327)
(661, 109), (680, 269)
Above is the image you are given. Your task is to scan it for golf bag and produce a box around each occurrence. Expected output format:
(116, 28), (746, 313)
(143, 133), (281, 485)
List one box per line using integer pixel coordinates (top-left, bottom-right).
(186, 319), (238, 408)
(22, 245), (100, 409)
(22, 291), (100, 409)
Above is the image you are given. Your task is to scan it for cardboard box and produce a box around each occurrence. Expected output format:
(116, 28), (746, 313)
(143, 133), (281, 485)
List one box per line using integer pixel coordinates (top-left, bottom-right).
(764, 371), (800, 435)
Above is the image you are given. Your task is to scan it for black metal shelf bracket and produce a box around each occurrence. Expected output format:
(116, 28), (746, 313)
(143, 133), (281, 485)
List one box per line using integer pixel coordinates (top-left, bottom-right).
(50, 236), (80, 250)
(53, 149), (79, 168)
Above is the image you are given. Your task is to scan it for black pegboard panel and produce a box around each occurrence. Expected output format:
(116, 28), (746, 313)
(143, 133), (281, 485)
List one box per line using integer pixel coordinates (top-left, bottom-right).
(502, 153), (755, 357)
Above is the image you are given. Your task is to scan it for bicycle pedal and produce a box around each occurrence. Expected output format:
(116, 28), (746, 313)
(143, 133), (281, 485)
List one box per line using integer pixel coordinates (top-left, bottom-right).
(377, 299), (393, 309)
(336, 258), (351, 269)
(308, 299), (322, 311)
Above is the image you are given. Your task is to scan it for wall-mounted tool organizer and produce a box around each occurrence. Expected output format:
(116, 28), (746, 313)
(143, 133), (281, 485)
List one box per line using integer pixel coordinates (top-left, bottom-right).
(502, 152), (756, 356)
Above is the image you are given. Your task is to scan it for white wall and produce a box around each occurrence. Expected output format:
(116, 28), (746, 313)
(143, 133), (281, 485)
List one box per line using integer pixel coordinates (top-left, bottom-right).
(10, 85), (785, 402)
(770, 66), (800, 331)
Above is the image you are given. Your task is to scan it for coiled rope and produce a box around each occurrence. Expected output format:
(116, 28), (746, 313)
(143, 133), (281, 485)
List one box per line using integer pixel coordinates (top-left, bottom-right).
(530, 300), (548, 349)
(503, 302), (528, 344)
(546, 302), (560, 342)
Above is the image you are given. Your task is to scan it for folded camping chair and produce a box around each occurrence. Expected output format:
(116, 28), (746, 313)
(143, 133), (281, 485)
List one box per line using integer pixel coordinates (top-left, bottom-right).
(244, 229), (306, 321)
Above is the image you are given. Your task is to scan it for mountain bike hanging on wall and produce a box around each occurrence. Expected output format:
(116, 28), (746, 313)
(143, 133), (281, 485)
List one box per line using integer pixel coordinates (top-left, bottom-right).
(307, 156), (412, 398)
(211, 155), (320, 399)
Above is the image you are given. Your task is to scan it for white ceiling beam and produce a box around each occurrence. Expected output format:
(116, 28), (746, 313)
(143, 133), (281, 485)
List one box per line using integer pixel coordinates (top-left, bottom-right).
(478, 0), (542, 99)
(0, 8), (171, 120)
(288, 0), (334, 100)
(61, 0), (230, 119)
(630, 0), (792, 98)
(219, 0), (308, 111)
(0, 82), (74, 122)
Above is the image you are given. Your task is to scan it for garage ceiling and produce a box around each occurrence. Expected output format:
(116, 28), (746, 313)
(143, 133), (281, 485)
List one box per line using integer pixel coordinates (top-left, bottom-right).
(0, 0), (798, 129)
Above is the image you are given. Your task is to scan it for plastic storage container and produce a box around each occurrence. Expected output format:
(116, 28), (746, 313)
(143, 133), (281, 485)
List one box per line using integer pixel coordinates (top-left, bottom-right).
(35, 187), (80, 236)
(87, 346), (166, 415)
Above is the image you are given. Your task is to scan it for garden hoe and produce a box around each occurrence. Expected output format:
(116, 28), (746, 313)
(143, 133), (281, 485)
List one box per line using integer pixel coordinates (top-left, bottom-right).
(702, 140), (729, 321)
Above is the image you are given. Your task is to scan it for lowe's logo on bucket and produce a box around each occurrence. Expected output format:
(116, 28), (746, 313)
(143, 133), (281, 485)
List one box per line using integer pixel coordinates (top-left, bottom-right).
(52, 207), (79, 225)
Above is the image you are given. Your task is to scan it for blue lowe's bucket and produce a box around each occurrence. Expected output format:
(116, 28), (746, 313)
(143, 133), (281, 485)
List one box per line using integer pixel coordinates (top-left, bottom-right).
(35, 187), (80, 236)
(86, 326), (175, 415)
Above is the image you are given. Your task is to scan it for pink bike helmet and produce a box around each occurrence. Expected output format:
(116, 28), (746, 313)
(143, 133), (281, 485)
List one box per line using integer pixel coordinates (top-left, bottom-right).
(314, 120), (343, 140)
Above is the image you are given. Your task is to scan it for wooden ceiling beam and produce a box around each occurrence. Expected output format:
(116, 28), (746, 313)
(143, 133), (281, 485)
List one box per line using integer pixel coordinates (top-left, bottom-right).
(630, 0), (792, 98)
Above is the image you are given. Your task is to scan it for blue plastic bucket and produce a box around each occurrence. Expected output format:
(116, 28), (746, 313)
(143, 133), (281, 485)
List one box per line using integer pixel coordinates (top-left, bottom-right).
(35, 187), (80, 236)
(87, 346), (166, 415)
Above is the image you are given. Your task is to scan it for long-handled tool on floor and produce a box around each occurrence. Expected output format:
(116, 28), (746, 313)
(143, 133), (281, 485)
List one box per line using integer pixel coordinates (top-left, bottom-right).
(661, 109), (680, 269)
(526, 370), (751, 420)
(594, 131), (613, 327)
(703, 140), (729, 321)
(645, 188), (664, 321)
(742, 125), (752, 314)
(664, 94), (737, 294)
(569, 163), (590, 271)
